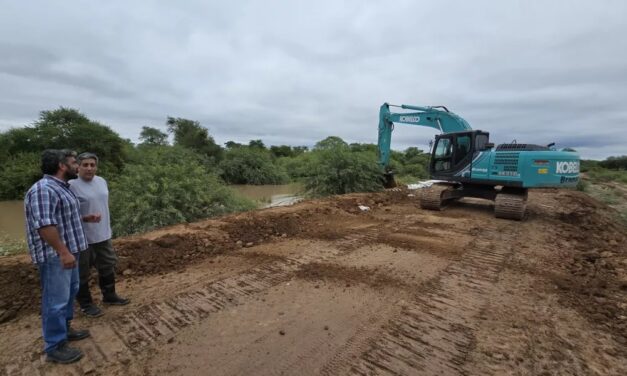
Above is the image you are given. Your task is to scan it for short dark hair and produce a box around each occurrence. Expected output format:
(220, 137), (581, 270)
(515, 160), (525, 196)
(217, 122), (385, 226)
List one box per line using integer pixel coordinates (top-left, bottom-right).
(41, 149), (77, 175)
(78, 152), (99, 164)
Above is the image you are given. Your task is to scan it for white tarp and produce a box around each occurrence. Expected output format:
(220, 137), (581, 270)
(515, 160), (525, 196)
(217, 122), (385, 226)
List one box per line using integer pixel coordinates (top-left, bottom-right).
(406, 180), (448, 190)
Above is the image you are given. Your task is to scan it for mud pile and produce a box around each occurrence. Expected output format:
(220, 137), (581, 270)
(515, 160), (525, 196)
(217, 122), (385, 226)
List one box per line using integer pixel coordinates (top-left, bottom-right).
(1, 188), (625, 333)
(545, 191), (627, 345)
(0, 259), (38, 323)
(0, 190), (412, 324)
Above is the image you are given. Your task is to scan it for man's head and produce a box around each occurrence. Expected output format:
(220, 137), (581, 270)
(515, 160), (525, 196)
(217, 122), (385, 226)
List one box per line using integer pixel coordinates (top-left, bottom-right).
(41, 149), (78, 181)
(77, 152), (99, 181)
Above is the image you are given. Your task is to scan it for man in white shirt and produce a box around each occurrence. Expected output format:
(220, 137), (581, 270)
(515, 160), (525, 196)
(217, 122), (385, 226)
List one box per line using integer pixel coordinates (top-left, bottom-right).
(69, 152), (129, 317)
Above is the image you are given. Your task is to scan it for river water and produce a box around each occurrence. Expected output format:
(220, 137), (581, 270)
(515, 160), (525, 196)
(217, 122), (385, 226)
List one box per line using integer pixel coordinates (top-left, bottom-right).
(0, 184), (303, 242)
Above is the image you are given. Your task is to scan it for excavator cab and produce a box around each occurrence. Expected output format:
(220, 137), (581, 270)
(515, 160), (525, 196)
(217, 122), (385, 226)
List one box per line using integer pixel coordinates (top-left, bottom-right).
(429, 130), (491, 181)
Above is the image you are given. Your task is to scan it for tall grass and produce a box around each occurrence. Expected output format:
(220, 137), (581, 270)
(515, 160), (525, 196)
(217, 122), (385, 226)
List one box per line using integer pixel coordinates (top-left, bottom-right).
(586, 168), (627, 184)
(0, 233), (27, 256)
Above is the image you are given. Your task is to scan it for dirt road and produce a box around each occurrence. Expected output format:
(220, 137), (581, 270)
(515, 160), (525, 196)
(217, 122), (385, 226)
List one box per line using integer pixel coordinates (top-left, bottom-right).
(1, 188), (626, 375)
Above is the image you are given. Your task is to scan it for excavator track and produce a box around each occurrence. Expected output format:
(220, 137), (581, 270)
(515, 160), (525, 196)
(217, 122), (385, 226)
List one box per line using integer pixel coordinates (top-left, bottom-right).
(494, 192), (527, 220)
(420, 184), (450, 211)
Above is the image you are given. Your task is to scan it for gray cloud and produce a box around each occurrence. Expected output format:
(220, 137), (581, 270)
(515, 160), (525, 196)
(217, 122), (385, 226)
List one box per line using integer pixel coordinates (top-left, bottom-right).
(1, 0), (626, 160)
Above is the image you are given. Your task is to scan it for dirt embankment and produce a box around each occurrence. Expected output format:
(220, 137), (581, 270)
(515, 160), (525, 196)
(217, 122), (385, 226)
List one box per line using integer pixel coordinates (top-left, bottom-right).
(0, 190), (408, 324)
(0, 188), (625, 376)
(538, 191), (627, 343)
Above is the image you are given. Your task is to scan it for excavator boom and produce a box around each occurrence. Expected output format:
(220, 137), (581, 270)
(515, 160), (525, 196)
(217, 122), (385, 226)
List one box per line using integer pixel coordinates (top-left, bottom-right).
(378, 103), (472, 168)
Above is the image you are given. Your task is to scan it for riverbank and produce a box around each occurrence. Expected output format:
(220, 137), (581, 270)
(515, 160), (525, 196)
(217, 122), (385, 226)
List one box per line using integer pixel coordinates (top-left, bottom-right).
(0, 184), (303, 254)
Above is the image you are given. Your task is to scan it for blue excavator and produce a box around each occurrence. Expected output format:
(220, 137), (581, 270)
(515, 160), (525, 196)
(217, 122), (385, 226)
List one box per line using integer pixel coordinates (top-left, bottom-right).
(378, 103), (580, 219)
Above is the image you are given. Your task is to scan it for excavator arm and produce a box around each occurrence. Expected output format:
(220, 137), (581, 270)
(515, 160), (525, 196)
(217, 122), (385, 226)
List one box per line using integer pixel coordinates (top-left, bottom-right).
(378, 103), (472, 169)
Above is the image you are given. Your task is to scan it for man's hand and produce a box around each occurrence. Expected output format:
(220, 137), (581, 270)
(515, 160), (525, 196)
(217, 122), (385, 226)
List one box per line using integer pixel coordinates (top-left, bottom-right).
(37, 226), (78, 269)
(83, 213), (102, 223)
(59, 252), (76, 269)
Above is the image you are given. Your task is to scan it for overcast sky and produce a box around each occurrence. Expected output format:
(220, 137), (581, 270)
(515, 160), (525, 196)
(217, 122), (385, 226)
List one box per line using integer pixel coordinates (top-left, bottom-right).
(1, 1), (625, 159)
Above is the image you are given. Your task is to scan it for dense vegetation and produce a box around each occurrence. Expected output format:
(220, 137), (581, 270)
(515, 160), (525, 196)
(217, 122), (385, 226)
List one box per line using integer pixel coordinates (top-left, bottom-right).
(3, 107), (623, 237)
(109, 146), (255, 236)
(580, 158), (627, 185)
(0, 108), (429, 236)
(578, 157), (627, 224)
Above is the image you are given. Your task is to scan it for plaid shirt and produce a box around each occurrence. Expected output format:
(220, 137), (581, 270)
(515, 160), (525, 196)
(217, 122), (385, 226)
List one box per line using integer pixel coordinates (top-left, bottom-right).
(24, 175), (88, 264)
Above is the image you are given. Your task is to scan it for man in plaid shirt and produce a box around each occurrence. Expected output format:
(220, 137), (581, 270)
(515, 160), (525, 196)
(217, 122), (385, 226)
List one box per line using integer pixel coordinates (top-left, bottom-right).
(24, 149), (98, 364)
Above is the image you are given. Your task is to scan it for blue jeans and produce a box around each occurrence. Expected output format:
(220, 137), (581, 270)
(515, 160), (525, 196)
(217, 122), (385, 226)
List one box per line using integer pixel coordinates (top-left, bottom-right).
(38, 252), (80, 353)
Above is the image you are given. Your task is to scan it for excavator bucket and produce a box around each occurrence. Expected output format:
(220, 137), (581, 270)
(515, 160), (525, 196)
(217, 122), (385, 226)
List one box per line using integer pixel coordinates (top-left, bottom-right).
(383, 172), (397, 188)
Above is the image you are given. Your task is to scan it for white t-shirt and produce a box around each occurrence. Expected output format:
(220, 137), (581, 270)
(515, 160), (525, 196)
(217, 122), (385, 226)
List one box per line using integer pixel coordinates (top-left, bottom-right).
(69, 176), (112, 244)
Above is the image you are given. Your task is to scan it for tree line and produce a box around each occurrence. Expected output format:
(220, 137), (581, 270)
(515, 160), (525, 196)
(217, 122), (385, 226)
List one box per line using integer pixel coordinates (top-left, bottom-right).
(0, 107), (430, 236)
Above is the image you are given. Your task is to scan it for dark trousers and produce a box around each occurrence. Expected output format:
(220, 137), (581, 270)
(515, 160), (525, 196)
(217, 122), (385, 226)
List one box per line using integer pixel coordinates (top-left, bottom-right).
(76, 239), (117, 306)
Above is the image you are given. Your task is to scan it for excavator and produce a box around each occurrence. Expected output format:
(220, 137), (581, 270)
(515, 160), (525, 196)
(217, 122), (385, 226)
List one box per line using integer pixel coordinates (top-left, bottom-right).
(377, 103), (580, 220)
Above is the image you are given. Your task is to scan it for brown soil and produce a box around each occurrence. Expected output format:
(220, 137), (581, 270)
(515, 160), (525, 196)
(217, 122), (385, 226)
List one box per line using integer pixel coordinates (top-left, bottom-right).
(0, 188), (626, 375)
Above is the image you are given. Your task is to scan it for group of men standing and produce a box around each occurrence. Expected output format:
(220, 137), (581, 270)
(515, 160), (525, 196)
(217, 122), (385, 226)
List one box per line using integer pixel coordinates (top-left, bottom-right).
(24, 150), (129, 364)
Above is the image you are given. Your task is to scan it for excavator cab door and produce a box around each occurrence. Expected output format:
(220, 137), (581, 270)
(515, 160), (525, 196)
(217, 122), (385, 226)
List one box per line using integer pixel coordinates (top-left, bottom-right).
(430, 131), (476, 180)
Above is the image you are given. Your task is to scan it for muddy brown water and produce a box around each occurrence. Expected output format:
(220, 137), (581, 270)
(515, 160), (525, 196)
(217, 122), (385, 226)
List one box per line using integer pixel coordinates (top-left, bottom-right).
(229, 183), (303, 207)
(0, 201), (24, 241)
(0, 184), (303, 242)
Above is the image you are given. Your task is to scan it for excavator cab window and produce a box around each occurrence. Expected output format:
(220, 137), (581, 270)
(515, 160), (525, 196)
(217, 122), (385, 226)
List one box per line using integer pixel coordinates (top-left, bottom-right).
(454, 135), (471, 165)
(432, 132), (475, 174)
(433, 137), (453, 172)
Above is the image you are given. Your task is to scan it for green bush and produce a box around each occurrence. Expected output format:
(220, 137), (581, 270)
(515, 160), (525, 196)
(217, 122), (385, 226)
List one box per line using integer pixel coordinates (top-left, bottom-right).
(219, 147), (289, 185)
(587, 168), (627, 184)
(381, 147), (430, 183)
(0, 233), (27, 256)
(277, 153), (315, 180)
(109, 147), (254, 237)
(304, 144), (384, 196)
(580, 159), (600, 173)
(599, 155), (627, 170)
(0, 152), (41, 200)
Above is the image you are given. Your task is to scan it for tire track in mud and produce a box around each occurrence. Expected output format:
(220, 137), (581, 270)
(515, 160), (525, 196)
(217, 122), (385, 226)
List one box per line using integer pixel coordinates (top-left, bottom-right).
(6, 227), (389, 376)
(335, 226), (383, 253)
(326, 223), (519, 376)
(7, 257), (307, 376)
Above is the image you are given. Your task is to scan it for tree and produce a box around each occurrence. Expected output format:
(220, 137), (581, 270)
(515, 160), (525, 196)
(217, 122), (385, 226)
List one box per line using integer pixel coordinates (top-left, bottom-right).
(0, 152), (41, 200)
(349, 143), (378, 153)
(0, 108), (127, 172)
(314, 136), (348, 150)
(225, 141), (243, 149)
(219, 147), (288, 185)
(599, 155), (627, 170)
(166, 117), (223, 162)
(270, 145), (294, 158)
(292, 146), (308, 155)
(403, 147), (426, 161)
(0, 127), (37, 166)
(248, 139), (266, 150)
(139, 126), (169, 146)
(270, 145), (309, 158)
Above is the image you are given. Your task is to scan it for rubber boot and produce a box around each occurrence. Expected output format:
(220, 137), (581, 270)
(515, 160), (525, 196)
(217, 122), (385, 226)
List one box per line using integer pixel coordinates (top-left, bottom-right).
(76, 281), (92, 307)
(99, 273), (130, 305)
(76, 281), (103, 317)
